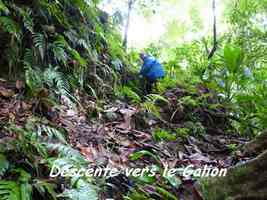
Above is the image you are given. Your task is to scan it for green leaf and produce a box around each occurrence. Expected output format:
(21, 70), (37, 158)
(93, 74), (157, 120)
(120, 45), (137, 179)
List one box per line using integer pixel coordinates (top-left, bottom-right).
(164, 175), (182, 188)
(0, 154), (9, 176)
(34, 180), (57, 200)
(145, 94), (169, 104)
(0, 17), (20, 38)
(224, 45), (243, 74)
(33, 33), (46, 61)
(60, 179), (97, 200)
(129, 150), (158, 161)
(152, 129), (176, 142)
(68, 48), (87, 67)
(136, 173), (156, 184)
(0, 0), (9, 14)
(40, 125), (67, 144)
(20, 183), (32, 200)
(118, 86), (141, 104)
(155, 186), (178, 200)
(0, 181), (20, 200)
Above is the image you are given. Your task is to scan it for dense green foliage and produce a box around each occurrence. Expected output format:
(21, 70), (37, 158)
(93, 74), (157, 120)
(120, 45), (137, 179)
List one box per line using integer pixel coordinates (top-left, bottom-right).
(123, 0), (267, 135)
(0, 0), (128, 99)
(0, 0), (266, 199)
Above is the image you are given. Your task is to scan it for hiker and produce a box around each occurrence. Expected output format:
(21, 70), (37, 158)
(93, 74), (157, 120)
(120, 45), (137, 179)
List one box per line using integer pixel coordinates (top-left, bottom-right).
(139, 53), (165, 94)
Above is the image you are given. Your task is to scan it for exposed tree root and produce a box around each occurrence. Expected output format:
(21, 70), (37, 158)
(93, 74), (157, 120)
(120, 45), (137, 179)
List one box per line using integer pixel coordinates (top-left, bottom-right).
(199, 148), (267, 200)
(242, 131), (267, 156)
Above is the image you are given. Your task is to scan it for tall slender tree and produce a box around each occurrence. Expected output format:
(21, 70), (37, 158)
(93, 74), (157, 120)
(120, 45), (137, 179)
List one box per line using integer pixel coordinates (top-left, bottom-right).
(123, 0), (135, 49)
(208, 0), (217, 60)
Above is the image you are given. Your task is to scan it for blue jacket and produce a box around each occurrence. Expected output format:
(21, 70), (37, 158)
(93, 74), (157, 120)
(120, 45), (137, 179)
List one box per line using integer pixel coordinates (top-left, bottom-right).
(140, 56), (165, 81)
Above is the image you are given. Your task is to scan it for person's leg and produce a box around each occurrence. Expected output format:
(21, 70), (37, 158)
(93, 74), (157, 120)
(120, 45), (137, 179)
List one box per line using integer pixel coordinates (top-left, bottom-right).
(146, 79), (158, 94)
(147, 80), (153, 94)
(144, 78), (150, 95)
(152, 80), (158, 93)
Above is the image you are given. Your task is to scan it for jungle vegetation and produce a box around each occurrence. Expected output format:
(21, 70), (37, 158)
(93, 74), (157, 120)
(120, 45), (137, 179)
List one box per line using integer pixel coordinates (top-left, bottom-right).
(0, 0), (266, 200)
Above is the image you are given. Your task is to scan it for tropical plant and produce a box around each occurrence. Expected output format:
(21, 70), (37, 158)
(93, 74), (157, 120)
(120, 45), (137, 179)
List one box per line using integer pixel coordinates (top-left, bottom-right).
(0, 119), (98, 200)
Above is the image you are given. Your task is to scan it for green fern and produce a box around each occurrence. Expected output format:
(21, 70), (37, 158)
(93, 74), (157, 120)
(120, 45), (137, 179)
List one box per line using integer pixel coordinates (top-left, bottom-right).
(141, 101), (161, 118)
(50, 36), (68, 66)
(59, 179), (98, 200)
(117, 86), (141, 104)
(68, 48), (87, 67)
(19, 8), (34, 33)
(152, 129), (176, 142)
(141, 94), (169, 118)
(0, 181), (20, 200)
(34, 180), (57, 200)
(46, 2), (69, 27)
(43, 66), (77, 104)
(16, 169), (32, 200)
(0, 16), (20, 38)
(7, 124), (48, 158)
(33, 33), (46, 61)
(23, 15), (34, 33)
(155, 186), (178, 200)
(144, 94), (169, 104)
(0, 123), (90, 200)
(38, 125), (67, 144)
(0, 169), (32, 200)
(25, 66), (43, 92)
(77, 39), (90, 52)
(23, 49), (34, 68)
(46, 143), (85, 160)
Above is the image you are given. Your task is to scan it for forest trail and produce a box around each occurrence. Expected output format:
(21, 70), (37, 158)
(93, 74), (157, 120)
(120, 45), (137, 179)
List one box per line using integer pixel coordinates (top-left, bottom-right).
(0, 79), (251, 199)
(0, 0), (266, 199)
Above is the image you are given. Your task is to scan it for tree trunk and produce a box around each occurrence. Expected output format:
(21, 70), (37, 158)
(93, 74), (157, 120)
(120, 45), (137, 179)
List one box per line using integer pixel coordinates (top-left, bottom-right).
(198, 131), (267, 200)
(207, 0), (217, 60)
(123, 0), (134, 49)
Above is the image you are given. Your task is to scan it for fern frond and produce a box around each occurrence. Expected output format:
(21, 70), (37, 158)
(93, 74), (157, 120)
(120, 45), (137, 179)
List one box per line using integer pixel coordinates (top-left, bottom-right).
(118, 86), (141, 104)
(33, 33), (46, 61)
(15, 169), (32, 200)
(77, 39), (90, 52)
(0, 181), (20, 200)
(68, 48), (87, 67)
(46, 2), (69, 27)
(59, 179), (97, 200)
(0, 16), (20, 38)
(38, 125), (67, 144)
(50, 35), (69, 65)
(23, 48), (34, 68)
(86, 84), (97, 100)
(19, 8), (34, 33)
(144, 94), (169, 104)
(43, 66), (77, 106)
(0, 169), (32, 200)
(34, 180), (57, 200)
(25, 66), (43, 92)
(45, 143), (86, 164)
(64, 30), (79, 46)
(141, 94), (168, 118)
(8, 124), (48, 158)
(141, 101), (160, 118)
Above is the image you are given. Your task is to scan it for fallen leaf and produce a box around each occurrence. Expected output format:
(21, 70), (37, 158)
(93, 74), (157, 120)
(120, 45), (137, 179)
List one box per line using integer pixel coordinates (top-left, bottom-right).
(189, 153), (211, 163)
(0, 87), (15, 98)
(66, 109), (76, 117)
(116, 108), (138, 131)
